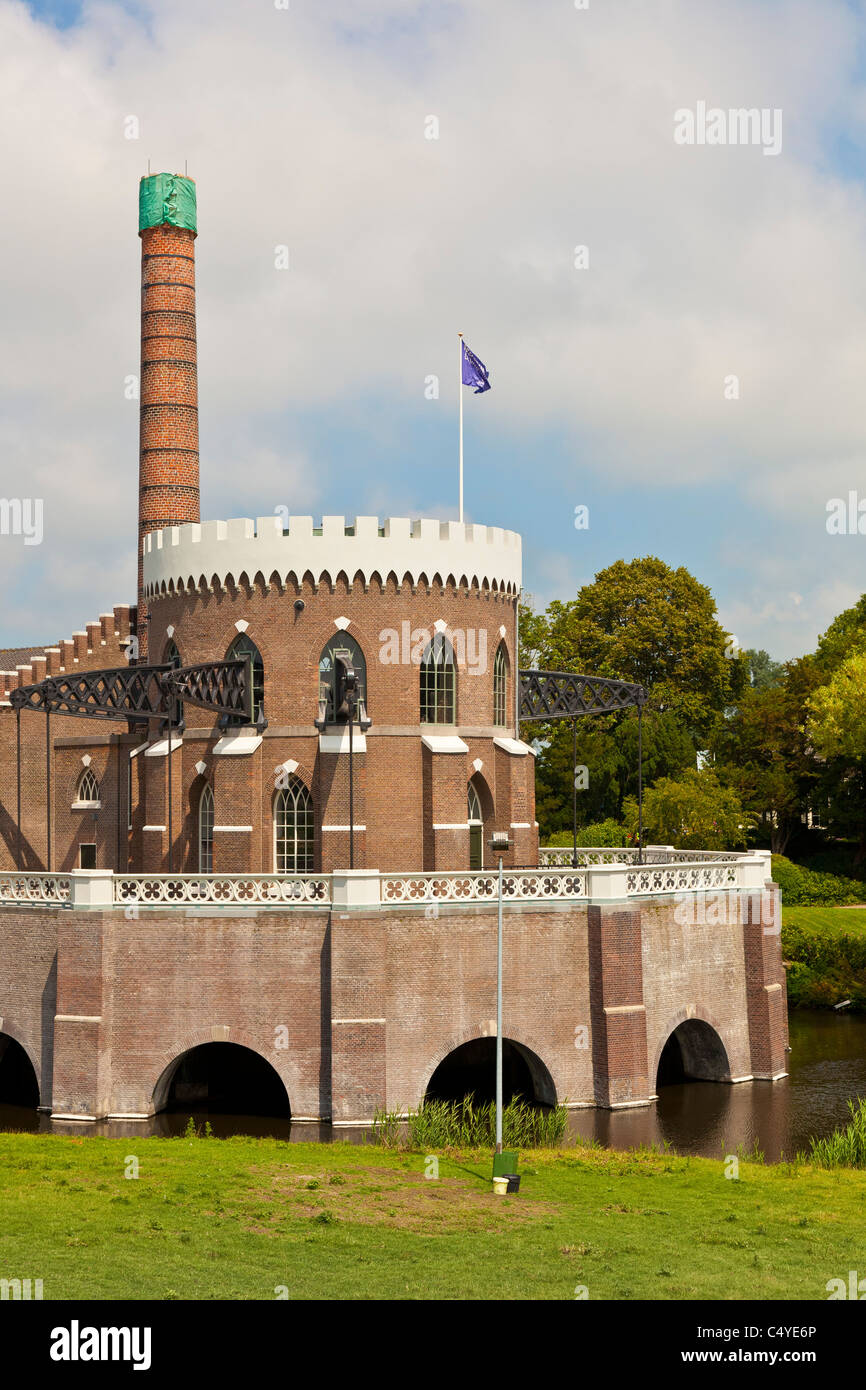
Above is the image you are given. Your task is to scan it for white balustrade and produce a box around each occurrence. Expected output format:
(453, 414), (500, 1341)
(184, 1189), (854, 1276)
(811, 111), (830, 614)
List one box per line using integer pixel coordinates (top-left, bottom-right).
(0, 850), (765, 910)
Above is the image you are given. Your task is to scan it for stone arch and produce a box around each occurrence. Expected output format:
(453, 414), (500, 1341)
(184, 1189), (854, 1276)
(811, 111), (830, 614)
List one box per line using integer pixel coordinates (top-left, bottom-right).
(150, 1030), (293, 1117)
(653, 1008), (733, 1087)
(416, 1026), (562, 1110)
(0, 1022), (41, 1107)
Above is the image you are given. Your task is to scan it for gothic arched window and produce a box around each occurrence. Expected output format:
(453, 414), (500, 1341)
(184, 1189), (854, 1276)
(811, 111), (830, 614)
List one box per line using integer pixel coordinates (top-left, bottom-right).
(318, 635), (367, 724)
(468, 779), (484, 869)
(274, 778), (314, 873)
(226, 634), (264, 723)
(420, 634), (456, 724)
(493, 642), (509, 727)
(198, 784), (214, 873)
(76, 768), (99, 804)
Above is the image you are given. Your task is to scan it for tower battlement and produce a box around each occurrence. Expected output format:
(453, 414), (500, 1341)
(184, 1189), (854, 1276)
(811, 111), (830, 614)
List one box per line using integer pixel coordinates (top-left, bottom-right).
(142, 515), (522, 598)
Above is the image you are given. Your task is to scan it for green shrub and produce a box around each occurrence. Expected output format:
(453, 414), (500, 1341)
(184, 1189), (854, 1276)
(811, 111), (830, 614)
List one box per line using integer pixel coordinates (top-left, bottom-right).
(772, 856), (864, 906)
(545, 819), (628, 849)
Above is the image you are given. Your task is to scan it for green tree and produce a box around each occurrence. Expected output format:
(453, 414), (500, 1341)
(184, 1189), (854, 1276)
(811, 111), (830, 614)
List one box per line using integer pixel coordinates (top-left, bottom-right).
(533, 709), (696, 841)
(742, 648), (785, 690)
(815, 595), (866, 673)
(541, 557), (745, 743)
(807, 651), (866, 861)
(710, 657), (822, 854)
(622, 768), (754, 851)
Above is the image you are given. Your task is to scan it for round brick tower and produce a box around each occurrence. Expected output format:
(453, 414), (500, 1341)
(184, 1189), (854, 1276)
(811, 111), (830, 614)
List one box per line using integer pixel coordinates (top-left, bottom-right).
(137, 173), (200, 655)
(140, 517), (535, 874)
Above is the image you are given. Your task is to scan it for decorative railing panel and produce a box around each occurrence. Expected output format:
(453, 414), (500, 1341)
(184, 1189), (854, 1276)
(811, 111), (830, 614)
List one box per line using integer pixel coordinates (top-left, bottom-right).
(112, 874), (331, 905)
(381, 870), (587, 903)
(0, 874), (72, 905)
(625, 864), (740, 895)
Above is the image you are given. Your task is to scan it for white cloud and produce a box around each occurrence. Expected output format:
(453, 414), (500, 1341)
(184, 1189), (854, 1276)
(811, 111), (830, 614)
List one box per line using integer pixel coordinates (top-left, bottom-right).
(2, 0), (866, 651)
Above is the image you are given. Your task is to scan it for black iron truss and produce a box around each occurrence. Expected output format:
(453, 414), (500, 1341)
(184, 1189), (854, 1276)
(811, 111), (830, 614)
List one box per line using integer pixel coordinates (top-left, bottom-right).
(518, 669), (647, 720)
(10, 659), (251, 725)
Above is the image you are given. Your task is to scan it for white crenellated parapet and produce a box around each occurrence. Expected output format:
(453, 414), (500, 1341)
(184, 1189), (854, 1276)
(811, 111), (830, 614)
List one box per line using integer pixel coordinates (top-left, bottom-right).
(142, 515), (522, 598)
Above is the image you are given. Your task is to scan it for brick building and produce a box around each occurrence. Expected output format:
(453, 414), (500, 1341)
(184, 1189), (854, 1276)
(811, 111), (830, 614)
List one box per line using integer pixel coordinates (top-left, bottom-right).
(0, 174), (787, 1125)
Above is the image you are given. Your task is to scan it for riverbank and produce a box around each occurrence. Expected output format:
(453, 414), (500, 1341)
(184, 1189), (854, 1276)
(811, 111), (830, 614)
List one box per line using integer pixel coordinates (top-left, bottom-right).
(782, 906), (866, 1010)
(1, 1130), (864, 1299)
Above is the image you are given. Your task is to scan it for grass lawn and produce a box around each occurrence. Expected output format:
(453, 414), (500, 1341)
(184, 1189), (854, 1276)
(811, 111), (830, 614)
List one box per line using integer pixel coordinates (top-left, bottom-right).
(783, 905), (866, 938)
(1, 1131), (863, 1300)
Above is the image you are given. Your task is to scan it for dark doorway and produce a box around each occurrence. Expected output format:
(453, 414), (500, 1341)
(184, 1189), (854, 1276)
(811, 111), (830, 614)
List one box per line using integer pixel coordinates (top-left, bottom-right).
(0, 1035), (39, 1109)
(154, 1042), (290, 1118)
(657, 1020), (731, 1087)
(426, 1037), (556, 1108)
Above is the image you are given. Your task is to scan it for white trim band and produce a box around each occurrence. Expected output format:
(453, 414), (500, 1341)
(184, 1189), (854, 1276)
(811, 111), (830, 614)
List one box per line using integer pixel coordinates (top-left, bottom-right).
(332, 1018), (386, 1024)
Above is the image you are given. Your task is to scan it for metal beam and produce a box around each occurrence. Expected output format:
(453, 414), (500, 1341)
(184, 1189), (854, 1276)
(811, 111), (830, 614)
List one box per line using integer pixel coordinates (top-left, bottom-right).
(518, 669), (647, 720)
(10, 659), (251, 725)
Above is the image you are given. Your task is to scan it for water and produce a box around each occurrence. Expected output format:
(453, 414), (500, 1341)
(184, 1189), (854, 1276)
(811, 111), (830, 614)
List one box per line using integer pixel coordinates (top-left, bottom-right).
(566, 1012), (866, 1162)
(2, 1011), (864, 1162)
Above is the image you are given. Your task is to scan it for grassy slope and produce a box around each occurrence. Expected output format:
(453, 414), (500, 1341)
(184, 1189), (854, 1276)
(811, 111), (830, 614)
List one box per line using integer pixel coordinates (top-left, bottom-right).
(1, 1133), (863, 1301)
(783, 905), (866, 938)
(782, 905), (866, 1009)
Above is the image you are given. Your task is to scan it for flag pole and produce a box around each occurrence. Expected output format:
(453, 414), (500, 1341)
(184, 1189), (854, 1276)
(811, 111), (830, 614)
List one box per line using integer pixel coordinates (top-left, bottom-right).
(458, 331), (464, 524)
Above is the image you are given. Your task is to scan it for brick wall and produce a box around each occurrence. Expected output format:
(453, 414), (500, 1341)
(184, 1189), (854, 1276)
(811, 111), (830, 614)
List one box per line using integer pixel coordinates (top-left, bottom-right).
(0, 577), (534, 876)
(0, 889), (789, 1121)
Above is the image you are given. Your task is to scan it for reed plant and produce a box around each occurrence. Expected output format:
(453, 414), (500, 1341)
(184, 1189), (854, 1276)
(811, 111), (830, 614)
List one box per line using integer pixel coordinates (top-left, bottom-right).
(803, 1096), (866, 1168)
(373, 1095), (568, 1150)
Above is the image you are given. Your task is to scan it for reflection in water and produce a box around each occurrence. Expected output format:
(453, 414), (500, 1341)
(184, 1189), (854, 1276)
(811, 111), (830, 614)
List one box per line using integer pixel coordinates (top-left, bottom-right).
(1, 1012), (864, 1162)
(0, 1104), (375, 1144)
(568, 1012), (866, 1161)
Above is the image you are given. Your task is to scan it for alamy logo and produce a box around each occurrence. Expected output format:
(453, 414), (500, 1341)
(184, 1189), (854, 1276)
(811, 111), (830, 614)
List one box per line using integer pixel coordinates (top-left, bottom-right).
(0, 497), (43, 546)
(0, 1277), (43, 1299)
(826, 492), (866, 535)
(674, 102), (782, 156)
(50, 1320), (152, 1370)
(826, 1270), (866, 1299)
(379, 623), (487, 675)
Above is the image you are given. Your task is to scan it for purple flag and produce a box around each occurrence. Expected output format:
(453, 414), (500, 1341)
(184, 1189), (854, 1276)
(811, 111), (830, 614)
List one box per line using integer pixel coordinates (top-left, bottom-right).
(461, 341), (491, 393)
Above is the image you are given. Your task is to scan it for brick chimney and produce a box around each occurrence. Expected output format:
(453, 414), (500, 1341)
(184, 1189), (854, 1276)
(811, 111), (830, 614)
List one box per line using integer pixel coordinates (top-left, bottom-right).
(137, 172), (200, 656)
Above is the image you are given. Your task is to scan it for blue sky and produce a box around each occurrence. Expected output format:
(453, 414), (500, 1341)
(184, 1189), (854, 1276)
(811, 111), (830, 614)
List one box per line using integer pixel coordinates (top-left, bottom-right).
(4, 0), (866, 660)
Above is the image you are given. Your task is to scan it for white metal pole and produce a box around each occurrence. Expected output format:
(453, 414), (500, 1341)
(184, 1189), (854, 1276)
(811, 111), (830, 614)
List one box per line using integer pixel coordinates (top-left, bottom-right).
(458, 332), (464, 524)
(496, 851), (503, 1153)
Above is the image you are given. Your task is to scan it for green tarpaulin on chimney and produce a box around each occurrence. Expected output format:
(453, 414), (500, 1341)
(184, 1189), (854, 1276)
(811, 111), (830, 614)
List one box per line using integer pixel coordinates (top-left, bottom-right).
(138, 173), (197, 234)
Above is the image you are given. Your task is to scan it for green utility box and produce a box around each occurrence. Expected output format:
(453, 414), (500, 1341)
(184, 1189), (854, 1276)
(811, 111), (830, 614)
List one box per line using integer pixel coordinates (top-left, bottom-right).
(493, 1151), (518, 1177)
